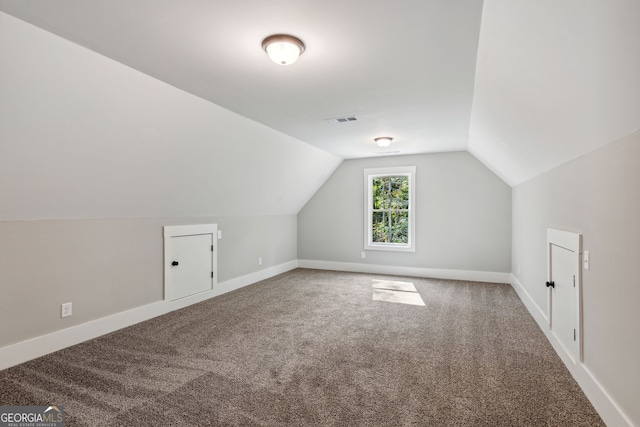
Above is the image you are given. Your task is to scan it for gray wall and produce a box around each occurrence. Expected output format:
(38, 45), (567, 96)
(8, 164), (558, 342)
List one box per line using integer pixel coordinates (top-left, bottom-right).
(0, 13), (335, 349)
(0, 11), (341, 221)
(0, 215), (297, 348)
(298, 152), (512, 273)
(512, 129), (640, 425)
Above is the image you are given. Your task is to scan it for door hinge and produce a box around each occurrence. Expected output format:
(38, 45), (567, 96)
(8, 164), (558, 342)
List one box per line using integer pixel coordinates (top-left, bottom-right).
(573, 275), (576, 287)
(574, 329), (576, 341)
(211, 245), (214, 252)
(211, 271), (214, 278)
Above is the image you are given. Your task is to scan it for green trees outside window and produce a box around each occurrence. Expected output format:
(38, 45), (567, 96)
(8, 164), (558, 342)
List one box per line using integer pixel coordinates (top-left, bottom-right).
(371, 176), (409, 243)
(364, 166), (415, 252)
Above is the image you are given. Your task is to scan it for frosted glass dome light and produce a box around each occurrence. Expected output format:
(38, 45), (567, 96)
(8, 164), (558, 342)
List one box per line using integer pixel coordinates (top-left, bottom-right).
(374, 137), (393, 148)
(262, 34), (305, 65)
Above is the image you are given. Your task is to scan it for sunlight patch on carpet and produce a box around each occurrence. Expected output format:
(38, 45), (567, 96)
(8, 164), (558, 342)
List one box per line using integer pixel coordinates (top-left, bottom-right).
(372, 280), (425, 306)
(372, 280), (417, 292)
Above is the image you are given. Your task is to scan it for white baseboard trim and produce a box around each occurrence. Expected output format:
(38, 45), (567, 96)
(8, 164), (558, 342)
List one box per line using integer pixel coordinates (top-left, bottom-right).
(211, 260), (299, 297)
(509, 273), (548, 326)
(510, 274), (634, 427)
(298, 259), (510, 283)
(0, 260), (298, 371)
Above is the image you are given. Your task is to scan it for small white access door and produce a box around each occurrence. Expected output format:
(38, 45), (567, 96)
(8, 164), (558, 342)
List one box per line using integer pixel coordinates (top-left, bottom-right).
(547, 228), (582, 363)
(164, 224), (217, 302)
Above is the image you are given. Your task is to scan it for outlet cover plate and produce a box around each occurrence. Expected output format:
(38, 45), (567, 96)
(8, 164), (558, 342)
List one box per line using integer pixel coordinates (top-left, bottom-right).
(61, 302), (72, 318)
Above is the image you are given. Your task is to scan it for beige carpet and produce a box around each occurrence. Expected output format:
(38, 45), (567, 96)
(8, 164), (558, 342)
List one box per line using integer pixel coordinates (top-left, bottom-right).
(0, 269), (604, 426)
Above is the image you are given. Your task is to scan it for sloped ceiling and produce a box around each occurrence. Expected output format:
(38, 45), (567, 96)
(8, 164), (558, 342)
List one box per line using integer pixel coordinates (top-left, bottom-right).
(469, 0), (640, 185)
(0, 0), (483, 159)
(0, 12), (341, 219)
(1, 0), (638, 190)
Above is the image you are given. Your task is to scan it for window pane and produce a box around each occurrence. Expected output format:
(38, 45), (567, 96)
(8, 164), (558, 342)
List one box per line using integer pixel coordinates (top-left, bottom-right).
(372, 211), (387, 242)
(372, 178), (386, 209)
(372, 176), (409, 210)
(388, 176), (409, 209)
(371, 211), (409, 244)
(390, 211), (409, 243)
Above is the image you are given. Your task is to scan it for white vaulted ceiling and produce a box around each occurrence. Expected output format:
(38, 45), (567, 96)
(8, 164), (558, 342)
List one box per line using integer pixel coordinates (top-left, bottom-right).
(0, 0), (638, 187)
(469, 0), (640, 185)
(0, 0), (483, 158)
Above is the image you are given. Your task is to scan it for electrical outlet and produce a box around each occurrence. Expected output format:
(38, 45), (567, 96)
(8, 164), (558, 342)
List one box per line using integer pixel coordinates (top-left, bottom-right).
(258, 257), (262, 266)
(61, 302), (72, 318)
(361, 252), (366, 259)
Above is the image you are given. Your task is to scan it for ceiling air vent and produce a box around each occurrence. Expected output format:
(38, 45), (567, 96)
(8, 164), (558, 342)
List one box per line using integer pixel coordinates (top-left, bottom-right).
(325, 116), (358, 124)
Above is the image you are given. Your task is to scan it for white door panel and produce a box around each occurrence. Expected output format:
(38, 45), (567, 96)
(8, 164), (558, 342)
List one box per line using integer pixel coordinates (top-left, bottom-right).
(547, 228), (582, 364)
(550, 244), (578, 362)
(164, 224), (217, 302)
(169, 234), (212, 301)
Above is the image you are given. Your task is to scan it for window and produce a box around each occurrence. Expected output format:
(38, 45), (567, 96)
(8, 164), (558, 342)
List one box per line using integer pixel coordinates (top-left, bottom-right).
(364, 166), (416, 252)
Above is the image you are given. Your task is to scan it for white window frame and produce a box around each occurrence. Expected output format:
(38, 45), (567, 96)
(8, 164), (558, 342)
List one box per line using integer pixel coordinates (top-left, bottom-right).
(364, 166), (416, 252)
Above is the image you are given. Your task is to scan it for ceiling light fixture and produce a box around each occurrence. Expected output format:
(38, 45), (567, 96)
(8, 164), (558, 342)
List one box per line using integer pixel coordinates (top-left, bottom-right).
(374, 137), (393, 148)
(262, 34), (305, 65)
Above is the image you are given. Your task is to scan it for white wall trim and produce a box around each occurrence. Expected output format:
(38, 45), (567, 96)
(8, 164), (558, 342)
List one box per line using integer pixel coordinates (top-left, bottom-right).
(0, 260), (298, 371)
(510, 274), (634, 427)
(510, 273), (548, 325)
(211, 260), (299, 297)
(298, 259), (510, 283)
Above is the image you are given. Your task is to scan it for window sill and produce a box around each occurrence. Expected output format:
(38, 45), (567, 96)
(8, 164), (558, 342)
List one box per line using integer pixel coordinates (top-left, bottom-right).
(365, 243), (415, 253)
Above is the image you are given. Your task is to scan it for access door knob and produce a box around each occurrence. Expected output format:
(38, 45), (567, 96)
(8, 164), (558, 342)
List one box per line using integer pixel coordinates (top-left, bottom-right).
(172, 261), (179, 266)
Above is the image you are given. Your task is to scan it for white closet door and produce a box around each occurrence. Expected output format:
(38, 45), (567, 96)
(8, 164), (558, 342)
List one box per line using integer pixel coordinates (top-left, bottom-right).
(164, 224), (217, 302)
(168, 234), (212, 301)
(547, 228), (582, 363)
